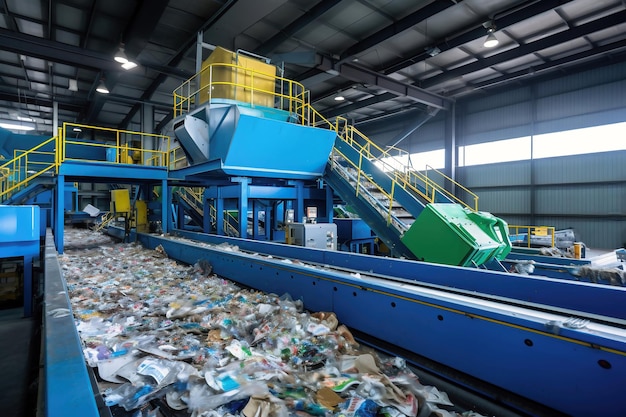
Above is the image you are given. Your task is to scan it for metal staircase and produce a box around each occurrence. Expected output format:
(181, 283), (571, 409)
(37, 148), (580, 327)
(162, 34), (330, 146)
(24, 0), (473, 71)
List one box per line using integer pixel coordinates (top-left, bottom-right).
(174, 187), (240, 237)
(0, 135), (58, 203)
(321, 116), (510, 266)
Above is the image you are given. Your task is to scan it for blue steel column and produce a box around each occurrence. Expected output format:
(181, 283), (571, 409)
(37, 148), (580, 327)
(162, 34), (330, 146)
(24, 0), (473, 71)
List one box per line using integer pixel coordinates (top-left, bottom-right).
(236, 178), (250, 238)
(325, 181), (334, 223)
(291, 180), (304, 222)
(203, 189), (213, 234)
(162, 179), (169, 234)
(444, 101), (456, 195)
(252, 201), (259, 240)
(55, 175), (65, 254)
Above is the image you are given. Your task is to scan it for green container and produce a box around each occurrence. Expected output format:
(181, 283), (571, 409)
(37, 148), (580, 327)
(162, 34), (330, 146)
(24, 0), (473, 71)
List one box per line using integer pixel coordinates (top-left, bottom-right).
(401, 203), (511, 267)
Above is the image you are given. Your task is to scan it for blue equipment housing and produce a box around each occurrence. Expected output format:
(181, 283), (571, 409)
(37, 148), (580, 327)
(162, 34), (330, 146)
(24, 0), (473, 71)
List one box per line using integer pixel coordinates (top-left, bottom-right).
(172, 101), (337, 180)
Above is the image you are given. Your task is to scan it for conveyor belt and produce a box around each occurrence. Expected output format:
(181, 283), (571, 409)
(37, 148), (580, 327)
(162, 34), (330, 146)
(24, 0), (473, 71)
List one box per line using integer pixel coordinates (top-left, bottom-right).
(136, 231), (626, 417)
(170, 228), (626, 325)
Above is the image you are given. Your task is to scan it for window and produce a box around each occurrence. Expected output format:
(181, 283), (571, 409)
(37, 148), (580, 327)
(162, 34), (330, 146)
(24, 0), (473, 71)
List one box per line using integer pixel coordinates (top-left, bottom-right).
(459, 137), (531, 167)
(375, 149), (445, 172)
(533, 122), (626, 159)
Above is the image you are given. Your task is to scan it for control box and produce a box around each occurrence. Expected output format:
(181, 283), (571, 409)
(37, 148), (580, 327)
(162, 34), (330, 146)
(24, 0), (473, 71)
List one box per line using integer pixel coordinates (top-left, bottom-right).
(286, 223), (337, 250)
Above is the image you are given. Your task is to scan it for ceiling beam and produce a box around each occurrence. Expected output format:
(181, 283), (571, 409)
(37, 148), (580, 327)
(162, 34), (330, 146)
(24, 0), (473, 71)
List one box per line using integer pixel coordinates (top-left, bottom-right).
(339, 0), (455, 62)
(421, 9), (626, 89)
(0, 27), (185, 77)
(121, 0), (239, 130)
(321, 92), (397, 119)
(317, 55), (451, 110)
(0, 91), (84, 113)
(256, 0), (342, 55)
(84, 0), (172, 124)
(381, 0), (574, 75)
(448, 38), (626, 97)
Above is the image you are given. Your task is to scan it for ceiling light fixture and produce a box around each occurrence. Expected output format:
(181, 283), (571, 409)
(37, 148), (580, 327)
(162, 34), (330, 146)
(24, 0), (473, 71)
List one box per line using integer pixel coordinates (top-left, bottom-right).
(69, 79), (78, 92)
(114, 46), (129, 64)
(334, 95), (345, 101)
(426, 46), (441, 57)
(0, 121), (35, 131)
(483, 24), (499, 48)
(121, 61), (138, 70)
(96, 79), (109, 94)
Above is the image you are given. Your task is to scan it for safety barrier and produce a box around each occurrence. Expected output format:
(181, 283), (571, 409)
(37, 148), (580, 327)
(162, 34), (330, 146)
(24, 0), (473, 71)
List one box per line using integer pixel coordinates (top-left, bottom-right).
(61, 123), (170, 167)
(173, 62), (309, 121)
(0, 124), (171, 202)
(508, 225), (556, 248)
(0, 135), (58, 201)
(172, 60), (479, 213)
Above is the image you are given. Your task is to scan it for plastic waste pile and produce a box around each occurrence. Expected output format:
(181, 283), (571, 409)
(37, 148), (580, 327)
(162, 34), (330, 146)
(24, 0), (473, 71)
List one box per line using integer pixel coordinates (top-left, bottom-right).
(59, 228), (487, 417)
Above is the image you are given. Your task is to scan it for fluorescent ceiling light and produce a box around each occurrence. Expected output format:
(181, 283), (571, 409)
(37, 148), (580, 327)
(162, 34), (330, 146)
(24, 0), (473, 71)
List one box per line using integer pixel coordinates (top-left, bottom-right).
(0, 121), (35, 131)
(73, 127), (82, 132)
(484, 32), (499, 48)
(334, 95), (345, 101)
(96, 80), (109, 94)
(121, 61), (138, 70)
(114, 47), (129, 64)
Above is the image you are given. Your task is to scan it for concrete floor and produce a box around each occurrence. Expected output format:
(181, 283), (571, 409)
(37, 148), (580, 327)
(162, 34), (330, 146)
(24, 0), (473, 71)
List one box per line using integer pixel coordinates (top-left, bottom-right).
(0, 306), (37, 417)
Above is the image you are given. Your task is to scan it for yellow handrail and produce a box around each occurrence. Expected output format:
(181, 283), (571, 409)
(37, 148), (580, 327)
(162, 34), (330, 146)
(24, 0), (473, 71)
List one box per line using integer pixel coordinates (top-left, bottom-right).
(170, 58), (479, 215)
(424, 165), (479, 211)
(0, 135), (58, 201)
(62, 122), (171, 167)
(508, 225), (556, 248)
(93, 212), (115, 232)
(330, 147), (407, 231)
(173, 62), (309, 121)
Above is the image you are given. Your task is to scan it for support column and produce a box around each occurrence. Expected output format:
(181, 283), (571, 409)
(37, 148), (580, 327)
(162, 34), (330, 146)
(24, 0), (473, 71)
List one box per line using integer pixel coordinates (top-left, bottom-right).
(291, 180), (304, 222)
(141, 104), (155, 169)
(162, 179), (169, 234)
(444, 101), (457, 196)
(53, 101), (58, 138)
(215, 194), (224, 236)
(235, 178), (250, 239)
(252, 201), (259, 240)
(530, 85), (537, 223)
(324, 181), (334, 223)
(55, 175), (65, 254)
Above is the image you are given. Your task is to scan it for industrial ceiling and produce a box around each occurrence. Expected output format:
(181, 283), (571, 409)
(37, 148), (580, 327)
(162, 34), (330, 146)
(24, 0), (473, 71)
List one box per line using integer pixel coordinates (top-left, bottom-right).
(0, 0), (625, 137)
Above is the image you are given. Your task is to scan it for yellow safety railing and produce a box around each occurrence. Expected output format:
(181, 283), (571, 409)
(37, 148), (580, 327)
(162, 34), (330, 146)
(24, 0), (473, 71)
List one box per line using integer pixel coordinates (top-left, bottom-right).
(508, 225), (556, 248)
(424, 165), (479, 211)
(61, 123), (170, 167)
(0, 135), (59, 201)
(330, 147), (406, 231)
(92, 212), (115, 232)
(171, 59), (479, 215)
(177, 187), (204, 216)
(173, 62), (309, 121)
(169, 146), (188, 169)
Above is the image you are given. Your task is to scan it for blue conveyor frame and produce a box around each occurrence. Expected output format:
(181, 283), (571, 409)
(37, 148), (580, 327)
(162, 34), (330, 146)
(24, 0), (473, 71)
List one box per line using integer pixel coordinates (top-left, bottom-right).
(43, 230), (104, 417)
(134, 230), (626, 417)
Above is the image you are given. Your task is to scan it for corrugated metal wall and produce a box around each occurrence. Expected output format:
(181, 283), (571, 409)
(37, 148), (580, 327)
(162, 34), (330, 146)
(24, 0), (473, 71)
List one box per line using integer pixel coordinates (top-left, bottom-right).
(360, 60), (626, 249)
(460, 151), (626, 249)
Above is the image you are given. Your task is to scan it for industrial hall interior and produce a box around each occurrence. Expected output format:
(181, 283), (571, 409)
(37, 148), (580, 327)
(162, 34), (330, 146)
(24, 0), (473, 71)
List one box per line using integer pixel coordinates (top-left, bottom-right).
(1, 0), (626, 416)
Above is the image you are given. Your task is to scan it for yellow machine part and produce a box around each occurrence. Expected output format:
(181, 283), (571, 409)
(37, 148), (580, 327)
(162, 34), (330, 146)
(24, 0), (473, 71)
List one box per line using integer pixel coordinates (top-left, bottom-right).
(135, 200), (148, 228)
(199, 46), (276, 107)
(110, 189), (130, 214)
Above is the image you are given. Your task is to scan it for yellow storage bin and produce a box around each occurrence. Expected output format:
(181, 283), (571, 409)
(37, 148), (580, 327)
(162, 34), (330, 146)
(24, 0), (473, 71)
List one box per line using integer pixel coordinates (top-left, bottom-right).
(199, 47), (276, 107)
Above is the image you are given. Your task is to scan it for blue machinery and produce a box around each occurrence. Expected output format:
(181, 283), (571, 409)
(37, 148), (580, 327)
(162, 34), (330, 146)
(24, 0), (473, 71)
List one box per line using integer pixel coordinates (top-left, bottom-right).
(1, 47), (625, 416)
